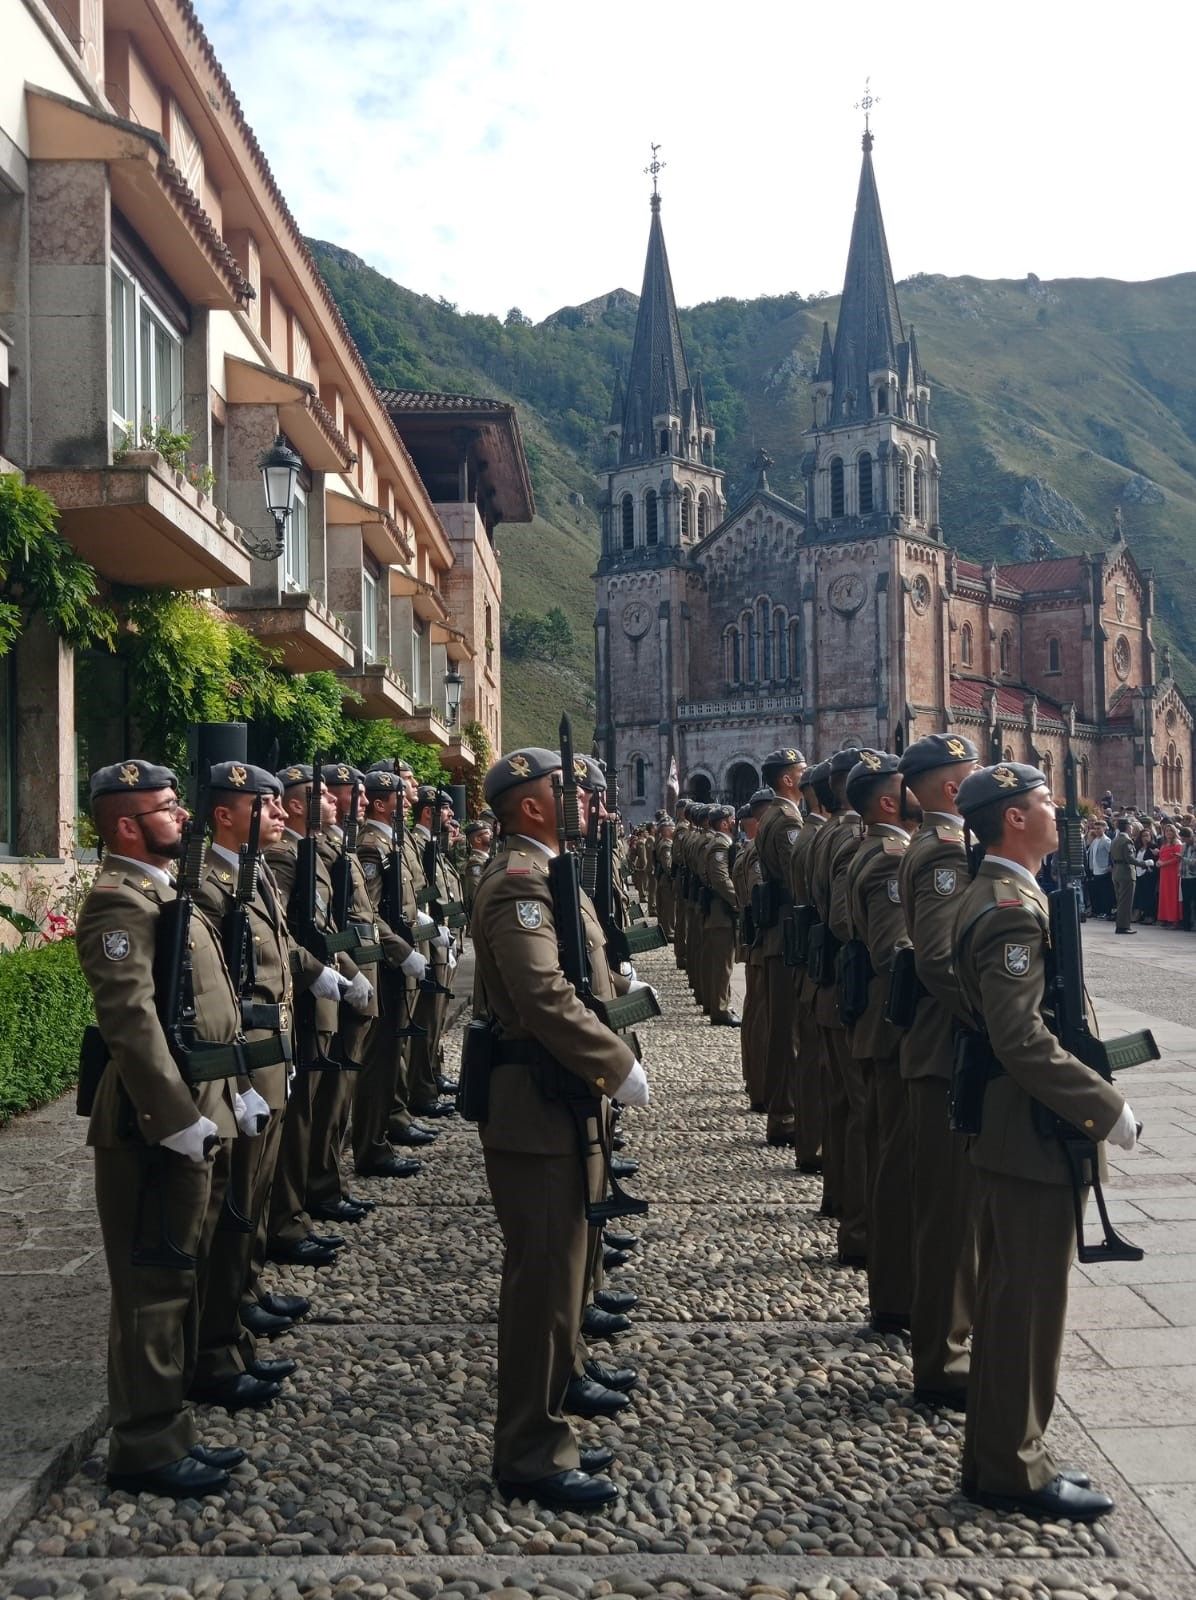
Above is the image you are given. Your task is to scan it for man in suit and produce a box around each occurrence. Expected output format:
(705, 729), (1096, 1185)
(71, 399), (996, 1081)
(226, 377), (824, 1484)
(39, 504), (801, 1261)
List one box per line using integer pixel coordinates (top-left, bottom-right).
(1110, 816), (1136, 934)
(952, 762), (1139, 1520)
(77, 760), (247, 1495)
(471, 747), (650, 1512)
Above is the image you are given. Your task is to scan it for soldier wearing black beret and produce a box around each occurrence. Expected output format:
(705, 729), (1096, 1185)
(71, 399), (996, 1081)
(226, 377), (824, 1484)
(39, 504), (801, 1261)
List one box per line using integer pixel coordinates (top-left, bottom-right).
(951, 763), (1137, 1520)
(783, 761), (831, 1174)
(732, 786), (774, 1109)
(895, 733), (980, 1409)
(754, 748), (807, 1148)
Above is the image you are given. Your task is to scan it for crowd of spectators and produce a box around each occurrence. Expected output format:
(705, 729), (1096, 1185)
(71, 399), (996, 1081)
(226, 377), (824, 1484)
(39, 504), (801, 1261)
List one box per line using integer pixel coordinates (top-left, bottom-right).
(1078, 790), (1196, 930)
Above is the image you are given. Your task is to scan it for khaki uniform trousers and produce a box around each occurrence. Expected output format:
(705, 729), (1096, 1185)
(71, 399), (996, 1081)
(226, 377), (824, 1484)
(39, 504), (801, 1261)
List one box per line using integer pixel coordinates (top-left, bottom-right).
(196, 1108), (283, 1381)
(95, 1141), (229, 1473)
(645, 872), (656, 917)
(686, 900), (702, 991)
(701, 917), (735, 1018)
(763, 955), (797, 1139)
(408, 953), (450, 1106)
(484, 1148), (592, 1482)
(793, 998), (823, 1168)
(267, 1071), (315, 1246)
(1112, 866), (1135, 933)
(308, 1051), (354, 1205)
(821, 1025), (867, 1256)
(673, 884), (687, 967)
(908, 1077), (975, 1392)
(963, 1167), (1075, 1495)
(861, 1054), (913, 1319)
(657, 880), (675, 940)
(351, 1011), (397, 1171)
(741, 956), (767, 1103)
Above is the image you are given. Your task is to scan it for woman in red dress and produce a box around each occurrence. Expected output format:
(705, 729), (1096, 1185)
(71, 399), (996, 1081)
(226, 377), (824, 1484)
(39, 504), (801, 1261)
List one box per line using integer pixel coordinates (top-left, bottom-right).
(1158, 822), (1183, 928)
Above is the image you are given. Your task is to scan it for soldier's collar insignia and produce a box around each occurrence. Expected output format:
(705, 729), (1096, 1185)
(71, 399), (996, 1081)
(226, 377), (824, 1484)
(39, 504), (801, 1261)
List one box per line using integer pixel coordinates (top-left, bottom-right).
(139, 878), (153, 891)
(119, 763), (140, 787)
(508, 754), (532, 778)
(229, 764), (247, 787)
(993, 766), (1018, 788)
(218, 868), (234, 883)
(946, 738), (967, 758)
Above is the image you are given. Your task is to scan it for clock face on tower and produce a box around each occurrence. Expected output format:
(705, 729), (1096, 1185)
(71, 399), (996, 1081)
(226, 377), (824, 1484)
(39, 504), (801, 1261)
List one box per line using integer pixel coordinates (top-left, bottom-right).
(828, 572), (867, 616)
(622, 600), (652, 639)
(910, 574), (931, 614)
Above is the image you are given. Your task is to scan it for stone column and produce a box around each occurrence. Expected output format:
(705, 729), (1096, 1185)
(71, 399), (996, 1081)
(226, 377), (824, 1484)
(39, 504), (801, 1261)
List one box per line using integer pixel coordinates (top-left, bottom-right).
(326, 525), (365, 661)
(14, 616), (74, 858)
(224, 402), (282, 606)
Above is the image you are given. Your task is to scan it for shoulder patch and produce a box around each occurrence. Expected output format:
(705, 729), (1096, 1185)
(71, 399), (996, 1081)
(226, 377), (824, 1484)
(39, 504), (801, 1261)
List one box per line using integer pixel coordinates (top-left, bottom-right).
(787, 827), (801, 845)
(102, 929), (130, 961)
(1004, 942), (1031, 976)
(516, 899), (543, 929)
(933, 866), (957, 896)
(362, 860), (379, 881)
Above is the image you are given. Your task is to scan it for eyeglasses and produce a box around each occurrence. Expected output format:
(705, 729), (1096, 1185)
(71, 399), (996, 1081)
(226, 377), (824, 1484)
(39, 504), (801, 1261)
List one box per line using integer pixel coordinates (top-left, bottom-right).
(132, 798), (185, 818)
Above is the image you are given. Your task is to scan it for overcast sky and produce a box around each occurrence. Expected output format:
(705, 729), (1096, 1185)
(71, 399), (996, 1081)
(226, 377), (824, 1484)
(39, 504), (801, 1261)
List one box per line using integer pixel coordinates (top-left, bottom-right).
(200, 0), (1190, 323)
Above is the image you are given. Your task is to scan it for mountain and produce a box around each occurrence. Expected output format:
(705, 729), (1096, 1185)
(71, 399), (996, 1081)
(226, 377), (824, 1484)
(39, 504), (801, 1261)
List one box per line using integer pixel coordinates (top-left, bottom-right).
(310, 241), (1196, 746)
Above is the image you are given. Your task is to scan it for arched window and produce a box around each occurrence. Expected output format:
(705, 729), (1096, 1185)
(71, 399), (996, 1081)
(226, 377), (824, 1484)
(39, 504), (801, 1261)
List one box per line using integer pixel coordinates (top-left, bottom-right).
(1041, 752), (1053, 790)
(774, 607), (789, 679)
(830, 457), (845, 518)
(1178, 756), (1185, 804)
(1167, 742), (1178, 803)
(1047, 637), (1061, 673)
(724, 625), (741, 685)
(681, 488), (693, 539)
(876, 386), (888, 415)
(742, 609), (757, 682)
(896, 451), (909, 515)
(858, 453), (873, 516)
(912, 455), (926, 520)
(960, 621), (973, 666)
(645, 490), (658, 546)
(1079, 756), (1089, 796)
(659, 428), (669, 457)
(1000, 631), (1012, 673)
(789, 616), (801, 678)
(633, 756), (646, 799)
(697, 493), (709, 540)
(621, 493), (634, 549)
(1003, 746), (1015, 762)
(758, 598), (772, 679)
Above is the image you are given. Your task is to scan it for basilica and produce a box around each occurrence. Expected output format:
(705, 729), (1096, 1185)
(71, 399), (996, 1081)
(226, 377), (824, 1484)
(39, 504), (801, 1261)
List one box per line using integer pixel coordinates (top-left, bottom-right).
(593, 132), (1192, 816)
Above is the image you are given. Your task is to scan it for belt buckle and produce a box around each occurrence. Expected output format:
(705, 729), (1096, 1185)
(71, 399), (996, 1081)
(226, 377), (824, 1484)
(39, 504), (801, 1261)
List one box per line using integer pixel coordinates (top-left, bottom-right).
(279, 1005), (291, 1032)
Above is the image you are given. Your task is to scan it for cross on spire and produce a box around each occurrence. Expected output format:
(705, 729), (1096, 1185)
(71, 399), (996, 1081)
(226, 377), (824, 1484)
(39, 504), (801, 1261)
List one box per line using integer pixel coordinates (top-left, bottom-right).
(644, 142), (666, 198)
(855, 77), (879, 151)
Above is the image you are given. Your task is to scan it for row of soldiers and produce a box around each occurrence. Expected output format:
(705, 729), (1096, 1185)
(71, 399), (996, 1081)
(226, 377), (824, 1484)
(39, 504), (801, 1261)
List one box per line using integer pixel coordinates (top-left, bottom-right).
(663, 737), (1139, 1523)
(76, 753), (493, 1497)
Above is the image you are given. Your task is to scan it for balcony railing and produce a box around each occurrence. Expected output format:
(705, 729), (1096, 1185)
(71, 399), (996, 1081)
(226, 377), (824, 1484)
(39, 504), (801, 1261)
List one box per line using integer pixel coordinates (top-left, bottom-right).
(677, 691), (804, 720)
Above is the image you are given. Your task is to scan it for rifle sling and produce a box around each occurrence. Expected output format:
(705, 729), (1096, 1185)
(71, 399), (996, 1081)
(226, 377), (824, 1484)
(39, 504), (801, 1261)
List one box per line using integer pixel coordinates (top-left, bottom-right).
(177, 1033), (290, 1082)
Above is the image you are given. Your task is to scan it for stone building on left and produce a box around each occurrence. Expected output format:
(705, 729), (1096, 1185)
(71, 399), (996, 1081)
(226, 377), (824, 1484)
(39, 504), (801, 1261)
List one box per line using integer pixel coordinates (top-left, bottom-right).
(0, 0), (532, 890)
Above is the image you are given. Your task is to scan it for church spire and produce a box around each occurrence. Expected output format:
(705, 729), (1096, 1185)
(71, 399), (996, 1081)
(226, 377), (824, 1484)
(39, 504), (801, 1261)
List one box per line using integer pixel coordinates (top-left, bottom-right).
(619, 182), (692, 462)
(829, 126), (905, 426)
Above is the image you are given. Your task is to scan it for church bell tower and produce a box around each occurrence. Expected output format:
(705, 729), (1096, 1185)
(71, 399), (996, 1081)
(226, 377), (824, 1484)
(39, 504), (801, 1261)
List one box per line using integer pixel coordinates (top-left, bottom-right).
(594, 153), (725, 815)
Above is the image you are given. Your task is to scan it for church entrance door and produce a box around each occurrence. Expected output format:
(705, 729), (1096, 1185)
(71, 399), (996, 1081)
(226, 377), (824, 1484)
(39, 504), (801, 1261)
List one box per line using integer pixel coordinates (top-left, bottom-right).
(687, 773), (713, 803)
(727, 762), (760, 809)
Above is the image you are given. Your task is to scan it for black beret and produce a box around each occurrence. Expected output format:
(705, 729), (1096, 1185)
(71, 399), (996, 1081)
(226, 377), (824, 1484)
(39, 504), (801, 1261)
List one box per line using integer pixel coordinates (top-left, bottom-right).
(761, 746), (806, 772)
(464, 819), (489, 836)
(482, 746), (561, 806)
(368, 757), (415, 778)
(321, 762), (364, 788)
(845, 749), (901, 810)
(956, 762), (1049, 820)
(208, 760), (281, 797)
(897, 732), (979, 778)
(572, 754), (607, 792)
(89, 758), (178, 801)
(801, 760), (830, 790)
(749, 785), (776, 808)
(736, 803), (752, 821)
(363, 769), (399, 796)
(655, 809), (669, 822)
(276, 763), (313, 792)
(711, 804), (735, 824)
(829, 746), (863, 775)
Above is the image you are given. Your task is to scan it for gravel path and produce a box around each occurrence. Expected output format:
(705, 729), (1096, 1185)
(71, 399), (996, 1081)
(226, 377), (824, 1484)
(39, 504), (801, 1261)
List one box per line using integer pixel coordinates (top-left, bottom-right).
(1, 948), (1189, 1600)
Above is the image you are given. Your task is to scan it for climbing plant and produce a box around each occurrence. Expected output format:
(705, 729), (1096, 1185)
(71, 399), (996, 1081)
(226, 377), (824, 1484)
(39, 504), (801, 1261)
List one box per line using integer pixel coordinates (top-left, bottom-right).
(460, 718), (493, 816)
(0, 476), (117, 655)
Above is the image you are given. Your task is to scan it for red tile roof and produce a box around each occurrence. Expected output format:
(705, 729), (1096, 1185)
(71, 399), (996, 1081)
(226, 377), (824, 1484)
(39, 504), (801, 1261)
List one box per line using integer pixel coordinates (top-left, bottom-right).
(379, 389), (510, 413)
(950, 677), (1065, 719)
(995, 557), (1088, 593)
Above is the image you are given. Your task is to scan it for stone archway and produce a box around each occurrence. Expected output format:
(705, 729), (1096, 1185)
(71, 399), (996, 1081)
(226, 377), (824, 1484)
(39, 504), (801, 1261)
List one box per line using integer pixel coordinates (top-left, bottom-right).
(688, 772), (713, 802)
(726, 761), (760, 809)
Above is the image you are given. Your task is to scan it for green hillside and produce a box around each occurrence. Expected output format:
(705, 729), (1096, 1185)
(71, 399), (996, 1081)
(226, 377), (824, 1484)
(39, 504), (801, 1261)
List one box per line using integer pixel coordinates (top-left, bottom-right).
(310, 241), (1196, 745)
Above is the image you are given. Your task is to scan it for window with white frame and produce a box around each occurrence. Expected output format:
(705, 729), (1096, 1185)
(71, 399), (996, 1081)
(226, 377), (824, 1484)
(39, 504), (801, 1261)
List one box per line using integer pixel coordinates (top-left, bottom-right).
(283, 484), (309, 593)
(110, 256), (183, 444)
(362, 569), (379, 663)
(411, 619), (425, 701)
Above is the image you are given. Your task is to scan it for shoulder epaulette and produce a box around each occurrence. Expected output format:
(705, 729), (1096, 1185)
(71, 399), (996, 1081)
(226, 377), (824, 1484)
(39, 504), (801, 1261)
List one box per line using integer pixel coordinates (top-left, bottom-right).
(934, 822), (965, 841)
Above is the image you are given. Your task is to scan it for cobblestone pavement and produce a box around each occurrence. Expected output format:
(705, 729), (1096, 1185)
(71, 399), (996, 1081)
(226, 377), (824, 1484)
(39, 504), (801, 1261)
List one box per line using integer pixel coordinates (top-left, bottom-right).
(2, 929), (1196, 1600)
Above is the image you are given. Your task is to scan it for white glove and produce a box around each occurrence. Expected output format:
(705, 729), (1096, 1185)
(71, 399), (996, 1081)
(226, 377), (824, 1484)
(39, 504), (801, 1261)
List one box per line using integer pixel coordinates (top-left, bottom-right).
(446, 942), (458, 972)
(414, 912), (437, 937)
(342, 972), (373, 1012)
(401, 949), (428, 980)
(309, 965), (343, 1001)
(627, 977), (657, 999)
(234, 1088), (270, 1136)
(433, 924), (452, 949)
(618, 1060), (650, 1108)
(1107, 1102), (1139, 1152)
(161, 1115), (219, 1164)
(619, 961), (637, 980)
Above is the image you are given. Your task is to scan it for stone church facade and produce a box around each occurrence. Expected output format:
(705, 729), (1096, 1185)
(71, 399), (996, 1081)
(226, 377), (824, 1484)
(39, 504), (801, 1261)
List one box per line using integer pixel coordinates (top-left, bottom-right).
(594, 133), (1193, 817)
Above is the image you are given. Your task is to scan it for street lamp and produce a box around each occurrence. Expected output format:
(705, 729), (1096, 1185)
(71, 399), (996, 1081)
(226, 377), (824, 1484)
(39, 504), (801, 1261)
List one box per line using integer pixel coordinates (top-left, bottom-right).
(247, 434), (302, 560)
(444, 667), (464, 728)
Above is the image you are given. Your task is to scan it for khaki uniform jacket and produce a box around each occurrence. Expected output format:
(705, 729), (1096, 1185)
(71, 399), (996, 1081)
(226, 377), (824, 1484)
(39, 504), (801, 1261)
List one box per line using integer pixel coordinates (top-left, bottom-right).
(704, 833), (738, 926)
(1109, 831), (1135, 881)
(732, 839), (764, 967)
(896, 814), (968, 1081)
(845, 823), (910, 1061)
(463, 849), (489, 915)
(953, 859), (1124, 1184)
(787, 812), (827, 1003)
(78, 860), (240, 1147)
(264, 832), (348, 1033)
(754, 798), (803, 960)
(473, 843), (635, 1157)
(811, 812), (862, 1029)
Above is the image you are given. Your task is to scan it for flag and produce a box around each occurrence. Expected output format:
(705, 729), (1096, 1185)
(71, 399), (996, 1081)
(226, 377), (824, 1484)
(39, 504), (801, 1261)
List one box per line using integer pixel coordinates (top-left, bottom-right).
(666, 754), (679, 803)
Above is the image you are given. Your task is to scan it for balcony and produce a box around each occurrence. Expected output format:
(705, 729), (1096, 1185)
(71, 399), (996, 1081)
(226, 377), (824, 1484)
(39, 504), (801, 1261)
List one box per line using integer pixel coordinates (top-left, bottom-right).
(325, 483), (413, 566)
(405, 705), (451, 746)
(677, 690), (804, 722)
(341, 662), (414, 720)
(390, 570), (449, 623)
(445, 737), (477, 773)
(29, 451), (251, 588)
(227, 590), (355, 672)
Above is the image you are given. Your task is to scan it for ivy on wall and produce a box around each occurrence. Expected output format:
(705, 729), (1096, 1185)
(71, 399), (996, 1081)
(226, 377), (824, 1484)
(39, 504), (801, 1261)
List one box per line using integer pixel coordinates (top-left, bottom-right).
(0, 476), (118, 655)
(460, 718), (494, 816)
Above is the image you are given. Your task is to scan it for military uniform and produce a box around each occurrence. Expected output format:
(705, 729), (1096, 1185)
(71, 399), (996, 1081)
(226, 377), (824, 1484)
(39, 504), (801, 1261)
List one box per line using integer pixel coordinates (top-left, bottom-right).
(654, 827), (676, 940)
(409, 798), (463, 1110)
(953, 764), (1128, 1509)
(754, 769), (805, 1144)
(77, 761), (240, 1485)
(672, 813), (690, 969)
(471, 751), (639, 1497)
(1109, 828), (1135, 932)
(731, 824), (766, 1105)
(700, 810), (738, 1022)
(786, 780), (828, 1172)
(896, 734), (979, 1401)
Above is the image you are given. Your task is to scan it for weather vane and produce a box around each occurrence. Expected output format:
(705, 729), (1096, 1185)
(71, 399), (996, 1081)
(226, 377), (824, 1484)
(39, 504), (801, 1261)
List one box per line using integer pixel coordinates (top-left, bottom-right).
(644, 142), (665, 196)
(855, 77), (879, 134)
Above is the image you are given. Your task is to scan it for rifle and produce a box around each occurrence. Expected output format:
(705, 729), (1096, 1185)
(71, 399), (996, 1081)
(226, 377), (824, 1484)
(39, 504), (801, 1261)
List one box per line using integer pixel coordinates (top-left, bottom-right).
(223, 793), (262, 1018)
(598, 818), (666, 960)
(550, 714), (652, 1225)
(419, 798), (467, 930)
(331, 777), (362, 929)
(1036, 883), (1156, 1264)
(381, 811), (446, 1026)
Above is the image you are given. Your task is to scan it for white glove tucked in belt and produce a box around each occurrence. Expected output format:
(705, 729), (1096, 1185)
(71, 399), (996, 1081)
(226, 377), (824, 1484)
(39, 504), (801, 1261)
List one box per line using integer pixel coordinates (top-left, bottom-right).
(618, 1060), (650, 1108)
(234, 1088), (270, 1136)
(161, 1115), (220, 1163)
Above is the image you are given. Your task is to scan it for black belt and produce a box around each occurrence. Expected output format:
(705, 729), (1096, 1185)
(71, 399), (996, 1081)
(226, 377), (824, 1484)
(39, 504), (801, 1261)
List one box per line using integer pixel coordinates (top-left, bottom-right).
(179, 1033), (290, 1082)
(240, 1000), (292, 1032)
(492, 1037), (560, 1072)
